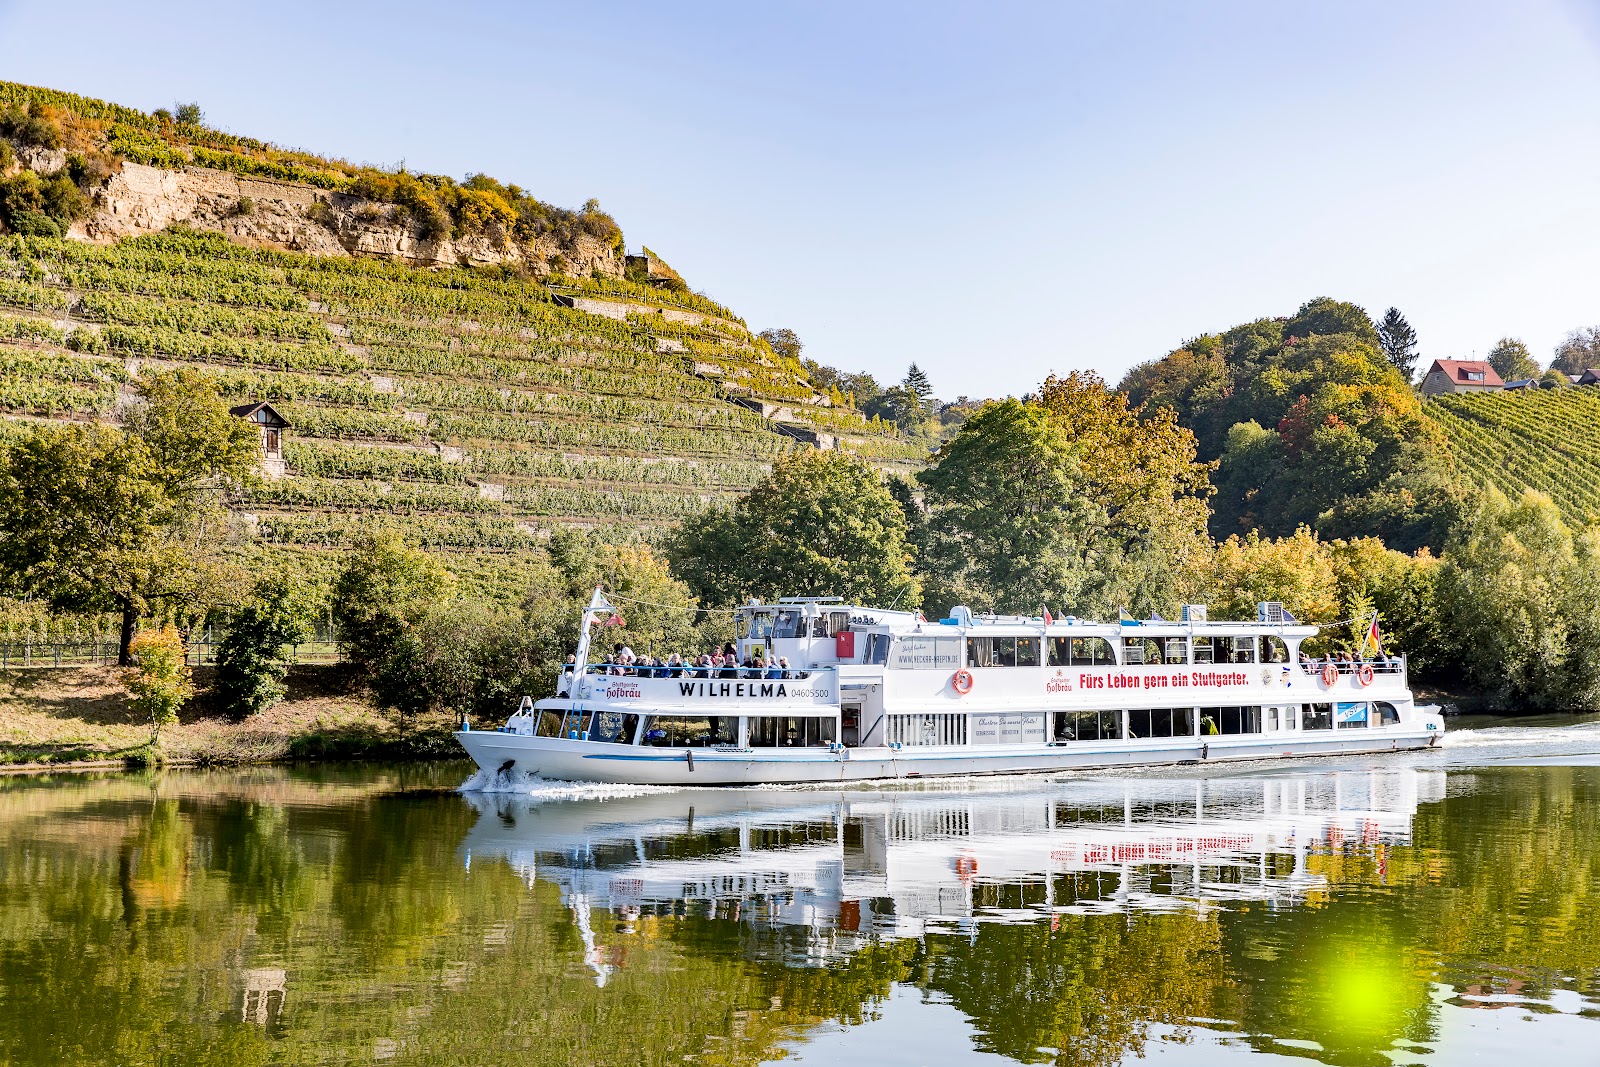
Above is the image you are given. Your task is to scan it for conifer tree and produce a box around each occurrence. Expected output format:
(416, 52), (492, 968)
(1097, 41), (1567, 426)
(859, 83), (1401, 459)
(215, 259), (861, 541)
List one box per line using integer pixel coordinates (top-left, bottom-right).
(903, 363), (933, 409)
(1377, 308), (1419, 381)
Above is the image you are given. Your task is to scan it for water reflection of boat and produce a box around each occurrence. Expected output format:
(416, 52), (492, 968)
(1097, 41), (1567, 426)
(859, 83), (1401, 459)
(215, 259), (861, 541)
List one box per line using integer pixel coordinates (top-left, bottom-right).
(460, 770), (1442, 972)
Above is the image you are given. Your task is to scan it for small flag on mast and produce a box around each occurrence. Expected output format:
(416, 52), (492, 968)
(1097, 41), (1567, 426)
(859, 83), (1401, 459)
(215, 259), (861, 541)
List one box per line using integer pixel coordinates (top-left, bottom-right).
(1043, 606), (1054, 626)
(1364, 613), (1382, 656)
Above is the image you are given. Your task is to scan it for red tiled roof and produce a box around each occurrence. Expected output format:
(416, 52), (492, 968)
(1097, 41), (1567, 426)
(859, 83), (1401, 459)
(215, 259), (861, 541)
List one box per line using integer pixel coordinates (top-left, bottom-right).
(1426, 359), (1503, 386)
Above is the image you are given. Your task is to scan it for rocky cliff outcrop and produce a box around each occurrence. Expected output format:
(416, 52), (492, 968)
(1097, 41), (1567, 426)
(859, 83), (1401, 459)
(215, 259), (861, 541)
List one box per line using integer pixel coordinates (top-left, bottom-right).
(74, 161), (623, 275)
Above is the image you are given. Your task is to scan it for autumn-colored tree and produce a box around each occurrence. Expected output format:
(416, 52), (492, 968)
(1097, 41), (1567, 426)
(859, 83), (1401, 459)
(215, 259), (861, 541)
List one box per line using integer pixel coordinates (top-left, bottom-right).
(123, 625), (194, 746)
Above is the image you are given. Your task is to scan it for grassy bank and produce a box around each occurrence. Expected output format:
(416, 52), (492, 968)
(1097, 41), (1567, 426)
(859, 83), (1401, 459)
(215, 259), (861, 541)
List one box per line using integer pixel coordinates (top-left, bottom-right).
(0, 663), (459, 770)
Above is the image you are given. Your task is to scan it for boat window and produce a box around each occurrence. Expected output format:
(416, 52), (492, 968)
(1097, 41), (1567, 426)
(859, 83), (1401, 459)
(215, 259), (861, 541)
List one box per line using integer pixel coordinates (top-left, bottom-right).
(749, 716), (837, 747)
(966, 636), (1039, 667)
(1301, 703), (1333, 731)
(1048, 636), (1116, 666)
(1229, 637), (1257, 663)
(812, 611), (851, 637)
(1123, 636), (1170, 664)
(1200, 706), (1261, 735)
(1053, 708), (1123, 742)
(864, 633), (891, 665)
(535, 709), (568, 738)
(887, 713), (968, 746)
(1259, 635), (1289, 663)
(1126, 707), (1193, 738)
(591, 711), (641, 744)
(774, 610), (803, 639)
(1193, 636), (1218, 664)
(888, 635), (962, 669)
(1164, 638), (1189, 663)
(743, 611), (776, 641)
(641, 714), (736, 747)
(1335, 702), (1369, 728)
(1374, 701), (1401, 725)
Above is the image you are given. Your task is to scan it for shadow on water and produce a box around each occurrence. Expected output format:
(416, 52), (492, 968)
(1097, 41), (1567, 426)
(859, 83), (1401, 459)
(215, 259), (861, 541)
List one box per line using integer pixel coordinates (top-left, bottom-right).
(0, 746), (1596, 1066)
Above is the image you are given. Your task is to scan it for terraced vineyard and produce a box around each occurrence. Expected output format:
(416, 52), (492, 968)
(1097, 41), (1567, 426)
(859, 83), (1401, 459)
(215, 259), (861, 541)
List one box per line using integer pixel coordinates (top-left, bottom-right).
(0, 230), (924, 568)
(1429, 387), (1600, 526)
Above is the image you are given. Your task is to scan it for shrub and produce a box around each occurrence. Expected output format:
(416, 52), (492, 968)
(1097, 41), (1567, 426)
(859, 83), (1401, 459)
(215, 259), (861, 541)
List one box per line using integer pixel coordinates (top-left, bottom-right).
(233, 195), (255, 217)
(65, 327), (108, 353)
(212, 577), (315, 718)
(173, 101), (204, 127)
(306, 199), (336, 228)
(0, 100), (62, 150)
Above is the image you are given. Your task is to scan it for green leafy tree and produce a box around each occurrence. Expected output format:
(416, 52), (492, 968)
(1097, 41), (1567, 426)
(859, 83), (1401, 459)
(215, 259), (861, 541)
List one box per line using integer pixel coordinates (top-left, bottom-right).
(330, 531), (453, 687)
(758, 328), (803, 362)
(1376, 307), (1420, 381)
(667, 450), (920, 608)
(919, 375), (1211, 618)
(1486, 337), (1539, 382)
(1433, 489), (1600, 709)
(1551, 326), (1600, 376)
(212, 577), (316, 718)
(123, 625), (193, 746)
(0, 371), (257, 663)
(1283, 296), (1380, 347)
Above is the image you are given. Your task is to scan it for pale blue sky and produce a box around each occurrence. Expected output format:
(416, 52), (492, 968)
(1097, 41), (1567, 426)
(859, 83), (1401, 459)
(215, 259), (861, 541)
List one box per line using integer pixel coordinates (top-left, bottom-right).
(4, 1), (1598, 398)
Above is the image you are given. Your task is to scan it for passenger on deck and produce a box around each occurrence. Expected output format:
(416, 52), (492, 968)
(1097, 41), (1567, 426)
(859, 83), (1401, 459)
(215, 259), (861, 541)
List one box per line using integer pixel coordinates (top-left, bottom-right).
(718, 654), (738, 679)
(667, 653), (685, 676)
(767, 658), (785, 680)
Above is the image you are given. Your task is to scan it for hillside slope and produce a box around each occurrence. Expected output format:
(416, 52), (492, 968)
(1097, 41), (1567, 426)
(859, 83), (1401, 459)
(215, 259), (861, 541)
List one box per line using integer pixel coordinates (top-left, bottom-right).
(1428, 387), (1600, 527)
(0, 83), (925, 583)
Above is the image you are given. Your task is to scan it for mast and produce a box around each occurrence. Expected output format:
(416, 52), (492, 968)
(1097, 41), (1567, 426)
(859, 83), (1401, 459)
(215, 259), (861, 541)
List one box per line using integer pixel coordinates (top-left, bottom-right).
(572, 586), (612, 679)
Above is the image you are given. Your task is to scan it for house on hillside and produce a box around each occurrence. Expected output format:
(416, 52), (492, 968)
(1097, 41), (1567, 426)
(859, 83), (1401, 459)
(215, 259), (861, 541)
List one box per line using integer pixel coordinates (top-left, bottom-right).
(1420, 359), (1503, 397)
(230, 401), (290, 478)
(1503, 378), (1539, 391)
(1577, 368), (1600, 386)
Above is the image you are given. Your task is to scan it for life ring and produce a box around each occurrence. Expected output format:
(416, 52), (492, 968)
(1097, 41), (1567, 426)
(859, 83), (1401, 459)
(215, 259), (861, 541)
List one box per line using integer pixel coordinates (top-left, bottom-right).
(1356, 663), (1375, 687)
(1320, 663), (1338, 687)
(951, 669), (974, 696)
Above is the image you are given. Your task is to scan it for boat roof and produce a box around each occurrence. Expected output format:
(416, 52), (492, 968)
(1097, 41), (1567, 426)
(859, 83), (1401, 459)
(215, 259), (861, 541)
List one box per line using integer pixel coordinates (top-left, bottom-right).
(736, 601), (1318, 637)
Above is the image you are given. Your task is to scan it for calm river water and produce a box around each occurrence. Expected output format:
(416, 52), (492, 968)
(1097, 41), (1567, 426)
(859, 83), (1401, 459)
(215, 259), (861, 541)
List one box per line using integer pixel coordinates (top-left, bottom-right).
(3, 719), (1599, 1066)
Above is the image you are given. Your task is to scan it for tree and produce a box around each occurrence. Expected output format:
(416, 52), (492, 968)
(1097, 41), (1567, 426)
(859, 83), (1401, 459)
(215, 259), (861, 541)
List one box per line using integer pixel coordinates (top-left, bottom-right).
(918, 374), (1212, 618)
(903, 363), (933, 409)
(667, 450), (920, 608)
(1284, 297), (1380, 348)
(1376, 308), (1419, 381)
(758, 328), (803, 362)
(1433, 489), (1600, 710)
(173, 101), (204, 127)
(1551, 326), (1600, 376)
(123, 625), (193, 747)
(331, 531), (453, 682)
(213, 577), (316, 718)
(1486, 337), (1539, 382)
(0, 374), (256, 664)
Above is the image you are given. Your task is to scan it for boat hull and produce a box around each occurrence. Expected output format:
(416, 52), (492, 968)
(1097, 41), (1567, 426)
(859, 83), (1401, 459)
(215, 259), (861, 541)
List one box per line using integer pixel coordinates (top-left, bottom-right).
(455, 727), (1442, 787)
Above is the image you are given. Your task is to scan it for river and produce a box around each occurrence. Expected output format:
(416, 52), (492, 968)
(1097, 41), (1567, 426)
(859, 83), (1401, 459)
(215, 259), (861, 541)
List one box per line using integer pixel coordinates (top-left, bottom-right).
(1, 717), (1597, 1066)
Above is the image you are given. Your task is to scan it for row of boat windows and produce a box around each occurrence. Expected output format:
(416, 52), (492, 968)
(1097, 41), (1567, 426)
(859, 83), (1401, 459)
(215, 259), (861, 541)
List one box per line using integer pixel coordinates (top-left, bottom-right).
(884, 703), (1402, 746)
(881, 635), (1290, 669)
(532, 703), (1401, 747)
(534, 710), (839, 747)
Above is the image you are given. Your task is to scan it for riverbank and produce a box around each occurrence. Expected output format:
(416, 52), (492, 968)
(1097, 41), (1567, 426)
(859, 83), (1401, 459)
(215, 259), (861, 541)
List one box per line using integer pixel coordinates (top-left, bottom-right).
(0, 664), (458, 771)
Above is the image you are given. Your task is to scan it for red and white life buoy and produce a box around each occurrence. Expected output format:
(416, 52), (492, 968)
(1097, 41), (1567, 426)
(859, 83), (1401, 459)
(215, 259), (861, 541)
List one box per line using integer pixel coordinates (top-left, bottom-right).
(1320, 663), (1338, 687)
(1356, 663), (1375, 687)
(951, 669), (974, 696)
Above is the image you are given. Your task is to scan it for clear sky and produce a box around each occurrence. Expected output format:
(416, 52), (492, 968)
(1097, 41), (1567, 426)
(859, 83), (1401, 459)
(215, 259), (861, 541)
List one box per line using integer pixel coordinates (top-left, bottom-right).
(4, 0), (1598, 399)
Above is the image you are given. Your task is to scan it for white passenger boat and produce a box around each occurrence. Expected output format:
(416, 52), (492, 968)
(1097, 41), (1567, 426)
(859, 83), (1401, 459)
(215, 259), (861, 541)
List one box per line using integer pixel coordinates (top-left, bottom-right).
(455, 591), (1444, 785)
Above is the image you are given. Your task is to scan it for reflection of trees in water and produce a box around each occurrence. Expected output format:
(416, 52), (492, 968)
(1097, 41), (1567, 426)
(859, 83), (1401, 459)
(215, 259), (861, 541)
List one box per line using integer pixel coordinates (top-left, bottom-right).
(916, 915), (1224, 1067)
(1, 768), (1598, 1066)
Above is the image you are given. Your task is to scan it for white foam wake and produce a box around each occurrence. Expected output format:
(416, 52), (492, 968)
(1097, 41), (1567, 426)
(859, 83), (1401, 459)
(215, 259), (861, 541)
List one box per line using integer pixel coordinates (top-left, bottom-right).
(457, 766), (679, 799)
(1440, 721), (1600, 748)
